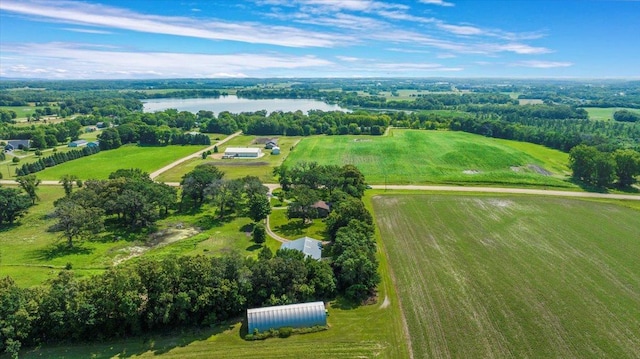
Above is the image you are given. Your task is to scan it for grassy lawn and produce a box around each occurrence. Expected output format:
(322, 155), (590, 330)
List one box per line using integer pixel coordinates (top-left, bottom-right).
(268, 208), (328, 241)
(156, 135), (300, 183)
(0, 186), (281, 287)
(373, 194), (640, 358)
(285, 129), (574, 187)
(35, 144), (207, 180)
(583, 107), (640, 121)
(0, 105), (36, 119)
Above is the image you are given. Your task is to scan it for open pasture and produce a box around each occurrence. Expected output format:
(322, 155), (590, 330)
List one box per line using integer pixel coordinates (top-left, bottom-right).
(0, 186), (280, 287)
(373, 194), (640, 358)
(34, 144), (207, 180)
(0, 105), (36, 119)
(583, 107), (640, 121)
(285, 130), (573, 187)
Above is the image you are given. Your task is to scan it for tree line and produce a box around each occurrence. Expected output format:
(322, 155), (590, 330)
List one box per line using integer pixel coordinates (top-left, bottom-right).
(15, 146), (100, 176)
(569, 145), (640, 188)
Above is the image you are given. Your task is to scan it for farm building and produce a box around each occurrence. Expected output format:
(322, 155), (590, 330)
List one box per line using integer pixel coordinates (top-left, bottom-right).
(247, 301), (327, 334)
(254, 137), (278, 147)
(265, 139), (278, 149)
(311, 200), (330, 218)
(223, 147), (262, 158)
(4, 139), (31, 151)
(87, 141), (100, 148)
(280, 237), (323, 260)
(68, 140), (88, 147)
(271, 146), (281, 155)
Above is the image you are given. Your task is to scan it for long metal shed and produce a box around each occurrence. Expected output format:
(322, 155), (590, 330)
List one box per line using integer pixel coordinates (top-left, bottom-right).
(247, 301), (327, 333)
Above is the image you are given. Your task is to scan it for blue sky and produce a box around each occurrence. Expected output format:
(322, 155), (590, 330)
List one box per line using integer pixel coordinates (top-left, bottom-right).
(1, 0), (638, 79)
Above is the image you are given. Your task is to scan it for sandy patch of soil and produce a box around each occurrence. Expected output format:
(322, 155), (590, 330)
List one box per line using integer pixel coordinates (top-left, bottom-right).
(379, 295), (390, 309)
(463, 169), (481, 175)
(113, 227), (200, 265)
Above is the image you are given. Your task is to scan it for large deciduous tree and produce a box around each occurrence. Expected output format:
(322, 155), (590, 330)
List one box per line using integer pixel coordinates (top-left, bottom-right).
(180, 164), (224, 206)
(16, 174), (41, 204)
(59, 174), (79, 197)
(613, 149), (640, 187)
(49, 199), (104, 248)
(0, 187), (31, 225)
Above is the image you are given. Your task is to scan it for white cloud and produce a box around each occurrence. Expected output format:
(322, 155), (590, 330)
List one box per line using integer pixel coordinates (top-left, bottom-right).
(62, 27), (112, 34)
(0, 0), (338, 48)
(437, 23), (484, 36)
(336, 56), (361, 62)
(420, 0), (455, 7)
(513, 60), (573, 68)
(1, 42), (334, 79)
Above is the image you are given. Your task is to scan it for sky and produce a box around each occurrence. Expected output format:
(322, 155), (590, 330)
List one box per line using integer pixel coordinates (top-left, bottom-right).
(0, 0), (639, 79)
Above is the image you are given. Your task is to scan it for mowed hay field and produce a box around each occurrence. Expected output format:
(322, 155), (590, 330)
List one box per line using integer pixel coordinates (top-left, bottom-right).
(34, 144), (207, 180)
(373, 194), (640, 358)
(285, 130), (572, 187)
(584, 107), (640, 121)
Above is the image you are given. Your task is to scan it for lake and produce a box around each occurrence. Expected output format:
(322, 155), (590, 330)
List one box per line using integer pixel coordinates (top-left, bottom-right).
(142, 95), (348, 115)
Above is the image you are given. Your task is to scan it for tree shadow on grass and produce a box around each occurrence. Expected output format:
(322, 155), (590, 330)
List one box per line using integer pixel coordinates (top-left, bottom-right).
(30, 243), (94, 261)
(246, 244), (262, 252)
(23, 322), (239, 358)
(568, 178), (610, 193)
(195, 214), (229, 230)
(330, 296), (360, 310)
(274, 219), (312, 237)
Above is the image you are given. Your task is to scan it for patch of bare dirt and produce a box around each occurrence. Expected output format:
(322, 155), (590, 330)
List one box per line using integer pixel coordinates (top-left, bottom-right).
(527, 164), (552, 176)
(113, 227), (200, 265)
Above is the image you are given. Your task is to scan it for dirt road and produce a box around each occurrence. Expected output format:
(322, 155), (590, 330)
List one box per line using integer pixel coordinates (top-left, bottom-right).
(369, 185), (640, 201)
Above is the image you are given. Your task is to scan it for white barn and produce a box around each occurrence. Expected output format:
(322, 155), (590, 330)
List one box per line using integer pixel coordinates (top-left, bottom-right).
(224, 147), (262, 158)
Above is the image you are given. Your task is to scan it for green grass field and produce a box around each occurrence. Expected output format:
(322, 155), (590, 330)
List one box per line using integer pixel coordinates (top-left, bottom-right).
(156, 135), (300, 183)
(0, 105), (36, 119)
(34, 144), (207, 180)
(583, 107), (640, 121)
(0, 186), (281, 287)
(285, 129), (573, 187)
(268, 208), (328, 241)
(373, 194), (640, 358)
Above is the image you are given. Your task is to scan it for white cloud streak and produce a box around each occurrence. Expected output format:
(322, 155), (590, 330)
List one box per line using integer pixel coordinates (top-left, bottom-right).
(512, 60), (573, 68)
(1, 42), (334, 79)
(0, 0), (338, 48)
(420, 0), (455, 7)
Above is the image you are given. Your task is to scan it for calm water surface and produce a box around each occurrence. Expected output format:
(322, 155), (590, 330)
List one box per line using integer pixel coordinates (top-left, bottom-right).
(143, 95), (348, 115)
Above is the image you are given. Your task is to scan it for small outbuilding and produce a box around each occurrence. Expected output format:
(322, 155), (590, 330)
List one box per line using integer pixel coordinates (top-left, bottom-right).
(87, 141), (100, 148)
(311, 200), (330, 218)
(224, 147), (262, 158)
(68, 139), (88, 147)
(280, 237), (322, 260)
(271, 146), (281, 155)
(247, 301), (327, 334)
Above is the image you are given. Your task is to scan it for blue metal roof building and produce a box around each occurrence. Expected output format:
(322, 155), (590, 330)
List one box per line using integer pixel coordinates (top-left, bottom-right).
(280, 237), (322, 260)
(247, 301), (327, 334)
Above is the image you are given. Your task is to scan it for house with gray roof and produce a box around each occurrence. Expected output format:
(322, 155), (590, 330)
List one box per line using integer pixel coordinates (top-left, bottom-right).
(280, 237), (323, 260)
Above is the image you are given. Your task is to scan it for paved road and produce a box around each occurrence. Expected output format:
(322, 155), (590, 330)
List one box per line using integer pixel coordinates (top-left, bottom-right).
(149, 131), (242, 179)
